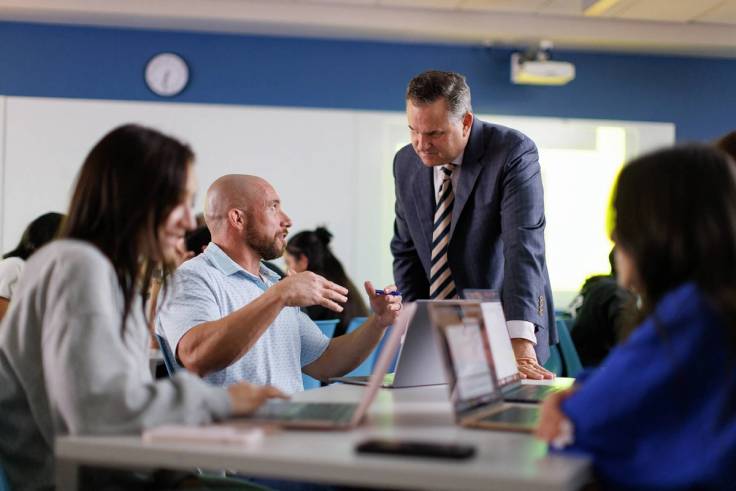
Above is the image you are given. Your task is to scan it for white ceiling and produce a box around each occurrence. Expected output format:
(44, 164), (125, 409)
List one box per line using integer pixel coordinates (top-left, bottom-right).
(1, 0), (735, 57)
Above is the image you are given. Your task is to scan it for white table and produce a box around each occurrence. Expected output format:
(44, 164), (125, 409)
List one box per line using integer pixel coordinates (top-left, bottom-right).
(56, 383), (589, 491)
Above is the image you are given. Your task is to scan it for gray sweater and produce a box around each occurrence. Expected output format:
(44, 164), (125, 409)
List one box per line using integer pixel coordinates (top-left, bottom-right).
(0, 240), (231, 491)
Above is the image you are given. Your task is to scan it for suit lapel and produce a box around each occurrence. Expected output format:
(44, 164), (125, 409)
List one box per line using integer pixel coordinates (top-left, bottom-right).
(410, 160), (436, 256)
(450, 119), (486, 238)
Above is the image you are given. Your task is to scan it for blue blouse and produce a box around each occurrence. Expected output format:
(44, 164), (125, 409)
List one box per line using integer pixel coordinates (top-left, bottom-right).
(561, 282), (736, 490)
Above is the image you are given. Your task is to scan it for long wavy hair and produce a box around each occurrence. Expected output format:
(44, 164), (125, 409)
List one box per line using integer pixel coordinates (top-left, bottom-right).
(60, 124), (193, 335)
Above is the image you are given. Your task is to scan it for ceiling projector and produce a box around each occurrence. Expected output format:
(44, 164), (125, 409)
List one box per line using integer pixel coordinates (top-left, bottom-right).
(510, 43), (575, 86)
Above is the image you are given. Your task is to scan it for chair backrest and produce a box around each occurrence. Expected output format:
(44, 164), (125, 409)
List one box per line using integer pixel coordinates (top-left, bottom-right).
(314, 319), (340, 338)
(345, 316), (368, 334)
(302, 320), (342, 389)
(155, 333), (178, 376)
(302, 373), (322, 390)
(556, 319), (583, 378)
(342, 317), (373, 377)
(542, 344), (564, 377)
(0, 461), (12, 491)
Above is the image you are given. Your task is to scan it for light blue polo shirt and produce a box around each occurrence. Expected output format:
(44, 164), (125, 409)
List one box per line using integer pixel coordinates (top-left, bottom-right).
(157, 243), (330, 394)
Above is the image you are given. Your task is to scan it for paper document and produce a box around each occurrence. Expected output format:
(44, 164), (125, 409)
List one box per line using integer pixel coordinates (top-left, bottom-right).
(142, 424), (265, 446)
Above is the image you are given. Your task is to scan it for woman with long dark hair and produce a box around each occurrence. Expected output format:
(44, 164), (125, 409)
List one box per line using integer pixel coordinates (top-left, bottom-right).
(536, 144), (736, 490)
(285, 226), (368, 337)
(0, 212), (63, 321)
(0, 124), (283, 490)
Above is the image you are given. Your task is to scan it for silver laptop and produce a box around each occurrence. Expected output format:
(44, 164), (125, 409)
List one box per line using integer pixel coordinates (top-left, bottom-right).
(236, 303), (415, 430)
(429, 301), (540, 432)
(480, 300), (572, 403)
(330, 301), (448, 388)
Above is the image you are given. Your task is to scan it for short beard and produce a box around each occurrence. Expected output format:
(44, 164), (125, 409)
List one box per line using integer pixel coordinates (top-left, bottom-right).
(245, 223), (283, 261)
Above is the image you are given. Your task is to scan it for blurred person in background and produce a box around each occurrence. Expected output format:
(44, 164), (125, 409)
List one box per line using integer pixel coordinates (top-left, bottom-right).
(285, 226), (368, 337)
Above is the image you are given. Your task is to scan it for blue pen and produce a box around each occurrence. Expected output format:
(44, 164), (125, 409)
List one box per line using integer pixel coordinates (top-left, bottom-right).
(375, 289), (402, 296)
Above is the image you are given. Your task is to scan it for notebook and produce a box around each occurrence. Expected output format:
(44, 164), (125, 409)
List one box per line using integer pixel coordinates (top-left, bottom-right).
(429, 301), (540, 432)
(329, 301), (447, 388)
(235, 303), (415, 430)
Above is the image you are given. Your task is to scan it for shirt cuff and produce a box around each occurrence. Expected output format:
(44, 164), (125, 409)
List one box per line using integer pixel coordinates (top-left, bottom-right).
(506, 320), (536, 345)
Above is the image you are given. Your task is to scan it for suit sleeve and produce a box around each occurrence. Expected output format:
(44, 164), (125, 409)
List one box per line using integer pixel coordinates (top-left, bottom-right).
(390, 153), (429, 302)
(499, 136), (549, 328)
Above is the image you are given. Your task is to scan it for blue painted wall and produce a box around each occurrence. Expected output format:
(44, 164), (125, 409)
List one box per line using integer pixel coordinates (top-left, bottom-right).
(1, 21), (734, 141)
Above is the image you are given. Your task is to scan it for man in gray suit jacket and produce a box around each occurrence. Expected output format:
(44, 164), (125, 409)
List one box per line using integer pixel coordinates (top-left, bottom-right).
(391, 70), (557, 378)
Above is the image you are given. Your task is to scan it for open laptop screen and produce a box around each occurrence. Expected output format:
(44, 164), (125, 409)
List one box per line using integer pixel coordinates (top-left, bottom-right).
(480, 301), (520, 387)
(429, 302), (504, 415)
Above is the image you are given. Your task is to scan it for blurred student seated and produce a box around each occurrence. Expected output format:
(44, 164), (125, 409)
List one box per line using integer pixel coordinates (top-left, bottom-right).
(157, 174), (401, 394)
(536, 144), (736, 490)
(569, 248), (635, 367)
(0, 211), (63, 322)
(285, 227), (369, 337)
(0, 124), (283, 491)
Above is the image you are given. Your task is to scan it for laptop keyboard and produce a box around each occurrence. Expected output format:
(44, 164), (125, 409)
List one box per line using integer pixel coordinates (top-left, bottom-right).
(506, 384), (557, 402)
(254, 401), (356, 422)
(480, 405), (539, 425)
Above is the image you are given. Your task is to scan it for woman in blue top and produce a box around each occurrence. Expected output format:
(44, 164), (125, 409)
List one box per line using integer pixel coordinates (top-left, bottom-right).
(536, 144), (736, 491)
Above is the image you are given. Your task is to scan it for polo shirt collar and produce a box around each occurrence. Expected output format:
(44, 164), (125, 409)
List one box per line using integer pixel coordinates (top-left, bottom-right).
(204, 242), (280, 283)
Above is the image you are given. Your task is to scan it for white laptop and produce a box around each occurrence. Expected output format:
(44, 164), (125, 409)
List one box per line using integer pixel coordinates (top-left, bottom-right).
(235, 303), (415, 430)
(429, 301), (540, 432)
(329, 301), (447, 388)
(480, 300), (572, 403)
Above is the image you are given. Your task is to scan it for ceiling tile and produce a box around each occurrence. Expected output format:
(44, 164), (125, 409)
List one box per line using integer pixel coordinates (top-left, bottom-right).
(695, 1), (736, 25)
(377, 0), (461, 10)
(539, 0), (587, 16)
(459, 0), (548, 13)
(298, 0), (379, 5)
(611, 0), (726, 22)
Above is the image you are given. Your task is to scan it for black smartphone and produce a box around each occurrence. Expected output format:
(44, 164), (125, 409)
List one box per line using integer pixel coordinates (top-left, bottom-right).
(355, 439), (476, 460)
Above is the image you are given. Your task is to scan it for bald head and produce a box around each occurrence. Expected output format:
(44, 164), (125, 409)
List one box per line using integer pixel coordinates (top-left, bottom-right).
(204, 174), (271, 236)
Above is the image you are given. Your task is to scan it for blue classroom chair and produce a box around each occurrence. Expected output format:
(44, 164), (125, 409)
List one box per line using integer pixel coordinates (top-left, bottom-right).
(555, 319), (583, 378)
(341, 317), (400, 378)
(155, 333), (179, 376)
(342, 317), (372, 377)
(542, 344), (564, 377)
(303, 319), (341, 389)
(345, 316), (368, 335)
(314, 319), (339, 338)
(0, 463), (11, 491)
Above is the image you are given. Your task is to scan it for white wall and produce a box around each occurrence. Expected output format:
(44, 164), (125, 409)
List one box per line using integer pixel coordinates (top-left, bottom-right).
(0, 96), (408, 290)
(0, 96), (674, 305)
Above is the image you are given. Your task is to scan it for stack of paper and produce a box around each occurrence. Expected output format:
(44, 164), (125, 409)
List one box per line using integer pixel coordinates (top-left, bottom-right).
(142, 425), (265, 446)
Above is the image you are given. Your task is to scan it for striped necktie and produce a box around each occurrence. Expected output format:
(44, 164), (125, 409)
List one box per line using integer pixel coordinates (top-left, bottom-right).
(430, 164), (457, 299)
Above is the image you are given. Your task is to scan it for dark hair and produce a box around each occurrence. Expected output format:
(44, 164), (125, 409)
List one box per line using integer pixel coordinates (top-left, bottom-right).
(60, 124), (194, 334)
(3, 212), (64, 260)
(406, 71), (472, 120)
(612, 144), (736, 330)
(184, 225), (211, 255)
(716, 130), (736, 161)
(286, 227), (368, 332)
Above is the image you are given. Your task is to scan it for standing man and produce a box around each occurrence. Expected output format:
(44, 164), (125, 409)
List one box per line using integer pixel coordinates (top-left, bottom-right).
(391, 70), (557, 378)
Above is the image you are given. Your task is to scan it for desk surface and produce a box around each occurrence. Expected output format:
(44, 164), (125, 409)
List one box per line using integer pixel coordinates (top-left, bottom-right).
(56, 382), (589, 491)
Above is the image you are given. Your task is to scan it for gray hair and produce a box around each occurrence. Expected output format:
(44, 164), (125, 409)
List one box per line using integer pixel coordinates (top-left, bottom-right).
(406, 71), (472, 120)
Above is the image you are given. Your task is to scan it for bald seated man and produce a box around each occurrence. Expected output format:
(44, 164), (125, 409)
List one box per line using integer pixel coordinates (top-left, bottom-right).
(157, 174), (401, 394)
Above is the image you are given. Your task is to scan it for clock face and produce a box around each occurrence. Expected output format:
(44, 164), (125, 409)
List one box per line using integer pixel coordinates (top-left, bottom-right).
(145, 53), (189, 97)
